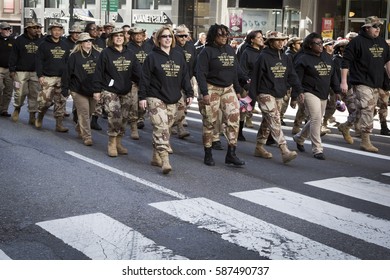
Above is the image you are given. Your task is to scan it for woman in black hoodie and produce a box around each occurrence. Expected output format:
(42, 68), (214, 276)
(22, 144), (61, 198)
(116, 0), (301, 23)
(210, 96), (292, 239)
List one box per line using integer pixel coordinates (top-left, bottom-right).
(93, 28), (142, 157)
(139, 25), (193, 174)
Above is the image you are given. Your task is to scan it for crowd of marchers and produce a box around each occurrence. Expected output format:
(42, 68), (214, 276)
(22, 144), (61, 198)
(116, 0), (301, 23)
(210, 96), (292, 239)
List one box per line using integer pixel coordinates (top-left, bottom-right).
(0, 15), (389, 174)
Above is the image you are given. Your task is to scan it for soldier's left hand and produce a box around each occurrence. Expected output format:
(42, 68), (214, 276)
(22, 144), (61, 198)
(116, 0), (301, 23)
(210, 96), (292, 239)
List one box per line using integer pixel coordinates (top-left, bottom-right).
(186, 97), (193, 106)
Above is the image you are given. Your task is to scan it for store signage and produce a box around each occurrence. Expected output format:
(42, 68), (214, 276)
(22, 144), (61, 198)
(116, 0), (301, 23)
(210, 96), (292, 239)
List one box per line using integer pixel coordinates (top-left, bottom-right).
(132, 11), (172, 25)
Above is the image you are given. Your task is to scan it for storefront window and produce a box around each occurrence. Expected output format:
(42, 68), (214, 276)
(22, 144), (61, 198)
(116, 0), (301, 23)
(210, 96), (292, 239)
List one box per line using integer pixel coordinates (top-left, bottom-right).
(25, 0), (41, 8)
(133, 0), (171, 9)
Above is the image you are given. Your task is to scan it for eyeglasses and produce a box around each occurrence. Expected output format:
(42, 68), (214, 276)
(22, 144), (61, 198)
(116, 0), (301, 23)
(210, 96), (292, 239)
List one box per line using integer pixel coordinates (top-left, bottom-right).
(88, 27), (97, 31)
(176, 34), (188, 38)
(160, 34), (173, 39)
(217, 33), (228, 38)
(312, 41), (323, 46)
(1, 28), (12, 31)
(371, 24), (381, 29)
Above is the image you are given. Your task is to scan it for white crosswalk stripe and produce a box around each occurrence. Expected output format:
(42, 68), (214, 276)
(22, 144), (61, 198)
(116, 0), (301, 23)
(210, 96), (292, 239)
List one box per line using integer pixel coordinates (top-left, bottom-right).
(150, 197), (357, 260)
(0, 249), (11, 260)
(231, 187), (390, 250)
(36, 212), (187, 260)
(305, 176), (390, 207)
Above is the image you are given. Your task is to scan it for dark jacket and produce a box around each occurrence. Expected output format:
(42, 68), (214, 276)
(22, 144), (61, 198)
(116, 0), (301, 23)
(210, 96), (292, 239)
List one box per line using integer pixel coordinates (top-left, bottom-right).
(0, 34), (15, 68)
(139, 46), (193, 104)
(8, 33), (43, 72)
(341, 30), (390, 88)
(294, 50), (340, 100)
(36, 36), (69, 77)
(250, 47), (303, 99)
(62, 48), (101, 97)
(93, 45), (142, 95)
(196, 43), (242, 96)
(173, 41), (197, 78)
(127, 41), (153, 65)
(239, 45), (262, 78)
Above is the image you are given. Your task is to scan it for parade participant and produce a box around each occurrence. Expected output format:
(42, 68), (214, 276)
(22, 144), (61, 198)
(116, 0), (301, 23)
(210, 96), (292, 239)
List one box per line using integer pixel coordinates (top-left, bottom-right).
(127, 27), (153, 140)
(62, 33), (100, 146)
(64, 25), (82, 51)
(172, 24), (197, 139)
(194, 32), (206, 54)
(250, 31), (302, 163)
(196, 23), (245, 167)
(340, 16), (390, 153)
(293, 32), (341, 160)
(35, 22), (69, 132)
(239, 29), (264, 139)
(0, 22), (15, 117)
(8, 21), (42, 124)
(93, 28), (142, 157)
(139, 25), (193, 174)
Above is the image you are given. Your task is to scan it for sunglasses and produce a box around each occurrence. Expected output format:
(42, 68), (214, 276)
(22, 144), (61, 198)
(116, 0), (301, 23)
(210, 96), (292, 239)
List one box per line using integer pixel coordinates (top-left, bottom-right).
(88, 27), (97, 31)
(82, 39), (93, 42)
(176, 34), (188, 38)
(312, 41), (323, 46)
(160, 34), (173, 39)
(2, 28), (12, 31)
(371, 24), (381, 29)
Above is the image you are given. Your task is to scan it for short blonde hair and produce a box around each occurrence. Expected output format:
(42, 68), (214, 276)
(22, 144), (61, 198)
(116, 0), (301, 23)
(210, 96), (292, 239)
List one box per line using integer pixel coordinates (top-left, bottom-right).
(153, 25), (176, 48)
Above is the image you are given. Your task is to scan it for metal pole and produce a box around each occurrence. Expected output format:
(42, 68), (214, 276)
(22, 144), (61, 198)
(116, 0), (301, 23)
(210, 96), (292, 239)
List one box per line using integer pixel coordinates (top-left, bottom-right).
(344, 0), (350, 36)
(386, 0), (390, 40)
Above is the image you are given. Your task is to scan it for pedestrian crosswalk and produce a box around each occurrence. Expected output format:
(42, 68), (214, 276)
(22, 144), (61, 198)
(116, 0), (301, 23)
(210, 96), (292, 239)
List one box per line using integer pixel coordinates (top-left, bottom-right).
(1, 175), (389, 260)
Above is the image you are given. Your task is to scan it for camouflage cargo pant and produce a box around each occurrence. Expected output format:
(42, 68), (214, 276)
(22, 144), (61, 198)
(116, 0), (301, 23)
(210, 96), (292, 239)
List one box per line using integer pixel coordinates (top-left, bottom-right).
(127, 83), (139, 123)
(353, 85), (379, 133)
(377, 88), (389, 123)
(174, 91), (187, 126)
(256, 93), (286, 146)
(324, 89), (336, 120)
(293, 102), (306, 127)
(13, 71), (40, 112)
(239, 89), (253, 121)
(198, 84), (239, 148)
(37, 76), (66, 118)
(280, 88), (291, 119)
(101, 90), (131, 137)
(0, 67), (13, 113)
(147, 97), (177, 153)
(342, 88), (359, 126)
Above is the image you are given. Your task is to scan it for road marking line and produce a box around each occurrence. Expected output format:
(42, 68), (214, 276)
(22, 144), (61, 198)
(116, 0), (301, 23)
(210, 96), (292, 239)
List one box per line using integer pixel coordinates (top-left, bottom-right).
(37, 213), (187, 260)
(0, 249), (11, 260)
(383, 173), (390, 177)
(150, 197), (357, 260)
(65, 151), (188, 200)
(231, 188), (390, 249)
(305, 177), (390, 207)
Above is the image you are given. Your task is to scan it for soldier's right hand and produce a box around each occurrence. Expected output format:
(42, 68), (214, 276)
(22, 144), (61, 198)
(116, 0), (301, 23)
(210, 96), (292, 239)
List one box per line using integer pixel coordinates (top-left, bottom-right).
(139, 100), (147, 110)
(203, 95), (210, 105)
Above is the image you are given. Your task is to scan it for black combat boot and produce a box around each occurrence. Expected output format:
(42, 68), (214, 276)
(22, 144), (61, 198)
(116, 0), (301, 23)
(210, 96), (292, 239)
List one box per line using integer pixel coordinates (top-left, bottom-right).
(225, 146), (245, 166)
(204, 147), (215, 166)
(90, 115), (102, 130)
(380, 121), (390, 136)
(238, 121), (246, 141)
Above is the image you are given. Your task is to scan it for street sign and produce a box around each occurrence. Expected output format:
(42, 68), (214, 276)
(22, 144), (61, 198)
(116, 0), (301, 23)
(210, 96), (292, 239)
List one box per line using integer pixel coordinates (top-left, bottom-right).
(101, 0), (118, 12)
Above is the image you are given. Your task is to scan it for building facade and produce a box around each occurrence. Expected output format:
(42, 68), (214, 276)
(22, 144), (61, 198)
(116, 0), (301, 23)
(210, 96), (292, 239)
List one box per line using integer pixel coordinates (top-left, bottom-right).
(1, 0), (389, 39)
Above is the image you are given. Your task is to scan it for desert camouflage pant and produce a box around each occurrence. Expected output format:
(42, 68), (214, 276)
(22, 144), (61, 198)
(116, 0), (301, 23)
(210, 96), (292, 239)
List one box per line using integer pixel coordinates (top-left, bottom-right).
(353, 85), (379, 133)
(174, 91), (187, 126)
(13, 71), (40, 112)
(101, 90), (131, 136)
(0, 67), (13, 113)
(126, 83), (139, 123)
(256, 93), (286, 146)
(199, 84), (240, 148)
(324, 89), (337, 120)
(342, 88), (359, 126)
(377, 88), (389, 122)
(147, 97), (177, 153)
(37, 76), (66, 118)
(280, 88), (291, 119)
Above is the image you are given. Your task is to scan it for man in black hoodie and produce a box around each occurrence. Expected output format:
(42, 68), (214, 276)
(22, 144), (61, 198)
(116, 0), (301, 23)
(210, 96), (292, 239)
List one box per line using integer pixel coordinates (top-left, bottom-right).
(35, 22), (69, 132)
(9, 21), (43, 124)
(340, 16), (390, 153)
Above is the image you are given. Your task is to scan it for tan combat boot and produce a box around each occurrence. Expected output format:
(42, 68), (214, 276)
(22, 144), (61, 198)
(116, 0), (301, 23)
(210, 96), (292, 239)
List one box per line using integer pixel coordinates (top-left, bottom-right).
(160, 151), (172, 174)
(35, 112), (45, 128)
(279, 144), (297, 164)
(130, 121), (139, 140)
(177, 123), (190, 139)
(108, 136), (118, 157)
(245, 117), (254, 128)
(28, 112), (36, 125)
(116, 136), (128, 155)
(254, 143), (273, 159)
(338, 122), (353, 144)
(11, 107), (20, 122)
(150, 148), (162, 167)
(55, 117), (69, 132)
(360, 133), (378, 153)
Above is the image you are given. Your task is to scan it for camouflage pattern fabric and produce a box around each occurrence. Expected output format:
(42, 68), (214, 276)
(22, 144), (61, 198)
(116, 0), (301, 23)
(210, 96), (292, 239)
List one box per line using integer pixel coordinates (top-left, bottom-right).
(353, 85), (379, 133)
(12, 71), (40, 112)
(37, 76), (65, 118)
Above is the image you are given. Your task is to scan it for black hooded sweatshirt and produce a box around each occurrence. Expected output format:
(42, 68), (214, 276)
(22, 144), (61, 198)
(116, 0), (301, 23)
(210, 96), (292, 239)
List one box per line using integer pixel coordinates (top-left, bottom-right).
(92, 45), (142, 95)
(9, 33), (43, 72)
(36, 35), (69, 77)
(341, 29), (390, 88)
(294, 50), (340, 100)
(62, 48), (101, 97)
(127, 41), (153, 65)
(139, 46), (193, 104)
(196, 43), (242, 96)
(250, 46), (303, 99)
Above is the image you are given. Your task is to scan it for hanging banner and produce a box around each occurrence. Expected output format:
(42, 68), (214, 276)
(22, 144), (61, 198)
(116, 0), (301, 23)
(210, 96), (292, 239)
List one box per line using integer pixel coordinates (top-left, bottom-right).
(229, 10), (243, 33)
(322, 17), (334, 39)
